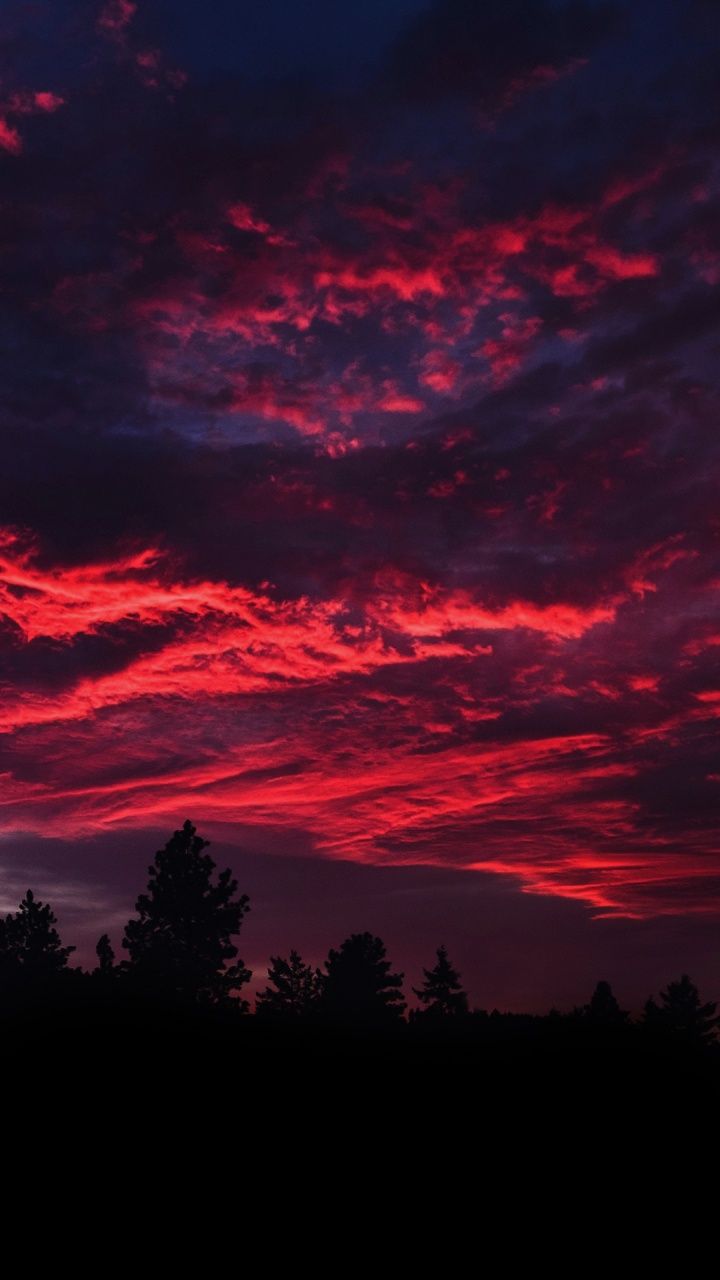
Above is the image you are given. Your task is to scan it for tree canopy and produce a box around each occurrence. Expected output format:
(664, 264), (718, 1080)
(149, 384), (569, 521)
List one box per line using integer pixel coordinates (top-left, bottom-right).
(95, 933), (116, 976)
(321, 932), (406, 1023)
(643, 974), (720, 1044)
(0, 890), (75, 986)
(121, 820), (251, 1007)
(582, 980), (629, 1026)
(256, 950), (321, 1017)
(413, 945), (468, 1017)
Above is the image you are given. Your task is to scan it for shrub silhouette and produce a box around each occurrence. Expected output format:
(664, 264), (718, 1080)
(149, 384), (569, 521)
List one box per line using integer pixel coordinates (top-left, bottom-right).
(121, 820), (251, 1007)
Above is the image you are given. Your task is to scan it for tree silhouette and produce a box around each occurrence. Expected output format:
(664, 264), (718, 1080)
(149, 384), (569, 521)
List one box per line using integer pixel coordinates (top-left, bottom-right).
(0, 889), (75, 985)
(583, 980), (628, 1026)
(643, 974), (720, 1045)
(321, 932), (406, 1023)
(413, 944), (468, 1017)
(95, 933), (116, 976)
(121, 820), (251, 1007)
(256, 950), (321, 1017)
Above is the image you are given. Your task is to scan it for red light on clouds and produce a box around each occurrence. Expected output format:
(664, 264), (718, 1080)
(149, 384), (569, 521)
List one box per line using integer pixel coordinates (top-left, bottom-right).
(99, 170), (672, 442)
(0, 120), (22, 155)
(2, 0), (720, 947)
(97, 0), (137, 37)
(0, 523), (718, 918)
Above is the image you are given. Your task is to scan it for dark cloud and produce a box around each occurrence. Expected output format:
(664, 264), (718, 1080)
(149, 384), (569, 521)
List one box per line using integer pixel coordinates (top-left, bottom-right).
(385, 0), (622, 107)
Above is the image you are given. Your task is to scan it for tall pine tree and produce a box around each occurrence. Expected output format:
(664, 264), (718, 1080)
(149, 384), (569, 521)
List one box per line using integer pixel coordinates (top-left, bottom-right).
(122, 820), (251, 1007)
(321, 933), (406, 1023)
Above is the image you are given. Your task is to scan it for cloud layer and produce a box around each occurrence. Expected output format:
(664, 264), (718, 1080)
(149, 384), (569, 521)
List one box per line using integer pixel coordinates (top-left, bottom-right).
(0, 0), (719, 920)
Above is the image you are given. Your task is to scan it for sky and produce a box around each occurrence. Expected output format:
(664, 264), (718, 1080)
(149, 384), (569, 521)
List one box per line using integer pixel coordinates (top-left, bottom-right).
(1, 0), (719, 1011)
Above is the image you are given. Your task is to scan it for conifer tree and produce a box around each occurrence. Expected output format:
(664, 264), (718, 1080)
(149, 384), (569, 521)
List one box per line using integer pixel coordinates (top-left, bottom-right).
(121, 820), (251, 1007)
(413, 945), (468, 1017)
(256, 950), (321, 1017)
(321, 932), (406, 1023)
(0, 889), (75, 984)
(643, 974), (720, 1044)
(583, 980), (629, 1025)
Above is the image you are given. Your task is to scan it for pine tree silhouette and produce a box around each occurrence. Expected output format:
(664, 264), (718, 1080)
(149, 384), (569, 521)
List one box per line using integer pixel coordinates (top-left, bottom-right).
(0, 889), (75, 985)
(256, 950), (321, 1017)
(583, 980), (628, 1025)
(321, 932), (406, 1023)
(413, 945), (468, 1017)
(121, 820), (251, 1007)
(643, 974), (720, 1044)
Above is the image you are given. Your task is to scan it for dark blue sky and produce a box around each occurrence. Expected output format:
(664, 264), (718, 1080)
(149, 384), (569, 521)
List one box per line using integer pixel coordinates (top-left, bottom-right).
(152, 0), (431, 85)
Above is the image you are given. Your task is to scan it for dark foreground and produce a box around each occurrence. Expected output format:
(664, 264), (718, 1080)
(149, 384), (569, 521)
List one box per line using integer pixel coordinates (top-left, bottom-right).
(5, 995), (717, 1146)
(4, 995), (717, 1260)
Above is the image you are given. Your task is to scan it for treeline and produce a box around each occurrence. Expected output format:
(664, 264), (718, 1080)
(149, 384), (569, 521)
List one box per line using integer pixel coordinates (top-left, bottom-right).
(1, 820), (719, 1054)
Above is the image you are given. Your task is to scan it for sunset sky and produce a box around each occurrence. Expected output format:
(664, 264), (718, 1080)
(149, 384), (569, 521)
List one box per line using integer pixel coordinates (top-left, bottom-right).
(1, 0), (719, 1010)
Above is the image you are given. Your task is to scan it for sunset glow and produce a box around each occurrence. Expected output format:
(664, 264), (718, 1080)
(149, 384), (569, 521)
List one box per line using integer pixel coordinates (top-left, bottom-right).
(1, 1), (720, 996)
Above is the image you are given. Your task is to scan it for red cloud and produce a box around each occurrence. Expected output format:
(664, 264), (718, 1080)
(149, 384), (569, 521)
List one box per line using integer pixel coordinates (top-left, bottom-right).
(98, 0), (185, 93)
(0, 88), (65, 155)
(0, 532), (622, 743)
(0, 120), (22, 155)
(478, 314), (543, 383)
(118, 182), (663, 438)
(418, 350), (463, 394)
(97, 0), (137, 37)
(0, 526), (718, 917)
